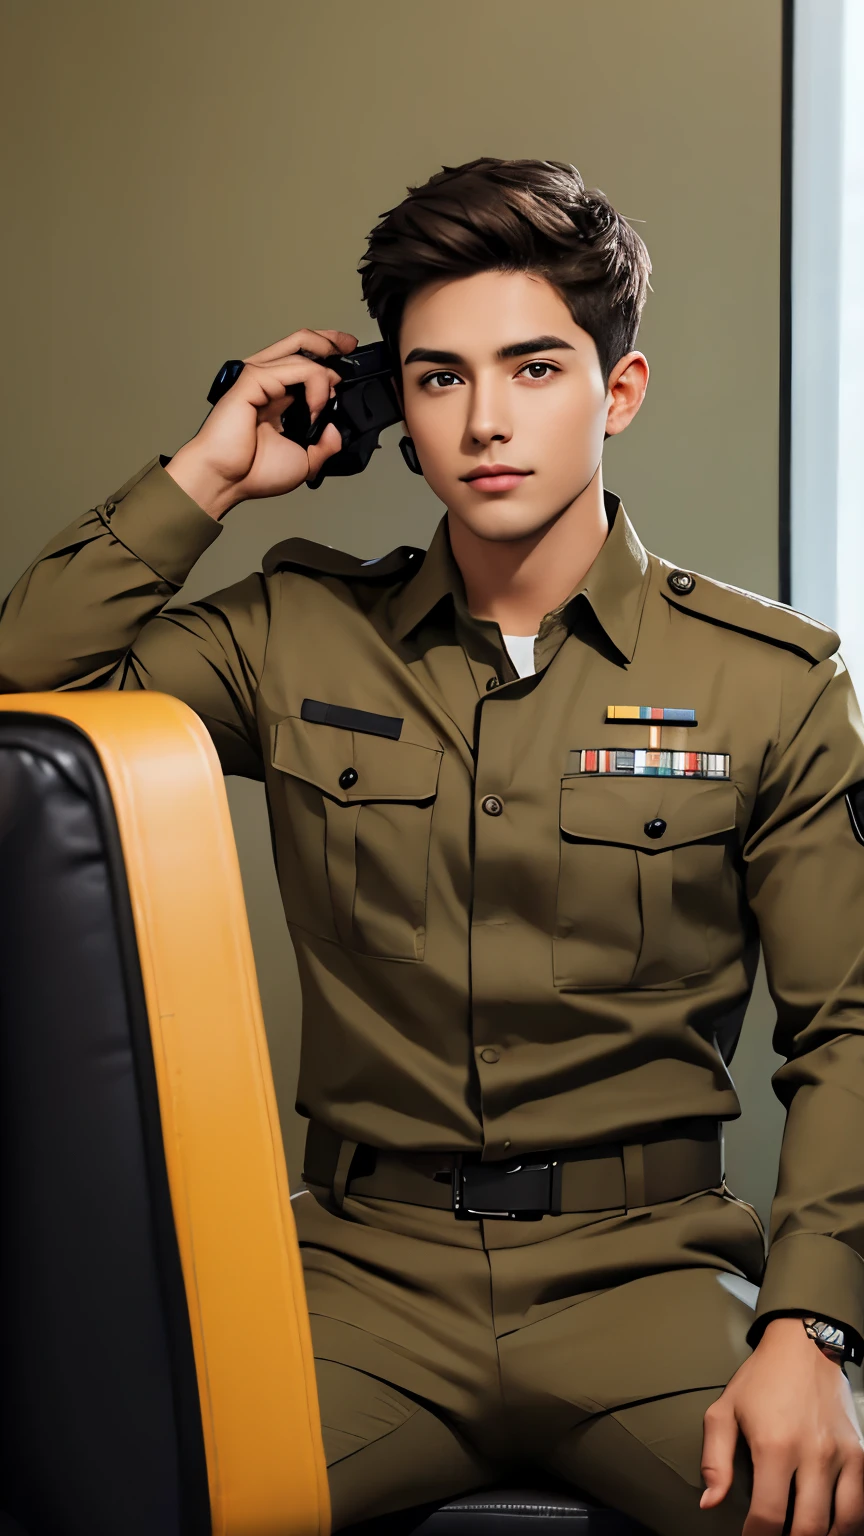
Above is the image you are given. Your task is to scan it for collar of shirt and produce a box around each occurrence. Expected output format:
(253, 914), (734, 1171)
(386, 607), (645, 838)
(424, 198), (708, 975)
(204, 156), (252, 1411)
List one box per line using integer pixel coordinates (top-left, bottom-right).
(389, 489), (651, 676)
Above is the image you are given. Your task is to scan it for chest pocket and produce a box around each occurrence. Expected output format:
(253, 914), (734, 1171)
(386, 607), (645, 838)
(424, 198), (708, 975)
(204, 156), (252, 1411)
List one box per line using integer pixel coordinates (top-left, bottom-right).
(554, 776), (739, 989)
(270, 715), (442, 960)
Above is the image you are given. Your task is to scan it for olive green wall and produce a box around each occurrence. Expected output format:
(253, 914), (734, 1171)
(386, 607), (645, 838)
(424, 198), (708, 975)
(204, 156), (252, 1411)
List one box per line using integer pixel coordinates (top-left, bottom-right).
(0, 0), (784, 1216)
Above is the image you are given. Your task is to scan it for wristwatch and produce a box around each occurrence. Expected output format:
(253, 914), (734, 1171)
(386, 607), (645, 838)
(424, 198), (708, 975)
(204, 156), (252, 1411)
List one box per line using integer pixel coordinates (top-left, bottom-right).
(803, 1316), (856, 1367)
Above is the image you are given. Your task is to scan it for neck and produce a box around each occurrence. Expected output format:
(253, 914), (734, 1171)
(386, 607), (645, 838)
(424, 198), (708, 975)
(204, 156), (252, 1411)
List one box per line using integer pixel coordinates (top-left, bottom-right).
(448, 464), (609, 635)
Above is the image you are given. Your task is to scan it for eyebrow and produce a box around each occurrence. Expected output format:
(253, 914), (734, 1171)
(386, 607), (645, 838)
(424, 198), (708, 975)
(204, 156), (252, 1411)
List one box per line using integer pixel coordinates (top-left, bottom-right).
(402, 334), (577, 367)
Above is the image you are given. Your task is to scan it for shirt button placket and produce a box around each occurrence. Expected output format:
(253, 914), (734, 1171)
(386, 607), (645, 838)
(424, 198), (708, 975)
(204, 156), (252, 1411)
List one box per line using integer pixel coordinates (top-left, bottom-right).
(474, 682), (516, 1158)
(475, 775), (507, 1141)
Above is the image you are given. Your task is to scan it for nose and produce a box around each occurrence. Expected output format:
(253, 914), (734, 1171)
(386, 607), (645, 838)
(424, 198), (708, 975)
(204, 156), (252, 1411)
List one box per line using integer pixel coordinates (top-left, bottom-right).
(464, 376), (512, 448)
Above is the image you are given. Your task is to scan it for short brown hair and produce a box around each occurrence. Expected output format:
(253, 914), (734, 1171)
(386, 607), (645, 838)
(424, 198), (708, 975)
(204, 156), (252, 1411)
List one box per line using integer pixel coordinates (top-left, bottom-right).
(358, 157), (651, 387)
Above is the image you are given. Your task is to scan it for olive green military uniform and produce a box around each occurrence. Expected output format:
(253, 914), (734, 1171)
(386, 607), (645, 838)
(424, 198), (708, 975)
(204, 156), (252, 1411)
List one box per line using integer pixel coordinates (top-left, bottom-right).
(3, 455), (864, 1534)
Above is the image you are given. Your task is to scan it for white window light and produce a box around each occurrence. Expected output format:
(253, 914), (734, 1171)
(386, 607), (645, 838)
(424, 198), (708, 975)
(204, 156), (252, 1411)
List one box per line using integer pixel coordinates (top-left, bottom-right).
(790, 0), (864, 693)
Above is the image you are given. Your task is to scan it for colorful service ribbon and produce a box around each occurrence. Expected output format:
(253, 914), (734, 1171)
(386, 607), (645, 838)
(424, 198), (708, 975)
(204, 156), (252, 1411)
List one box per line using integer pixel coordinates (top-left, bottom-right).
(568, 748), (730, 778)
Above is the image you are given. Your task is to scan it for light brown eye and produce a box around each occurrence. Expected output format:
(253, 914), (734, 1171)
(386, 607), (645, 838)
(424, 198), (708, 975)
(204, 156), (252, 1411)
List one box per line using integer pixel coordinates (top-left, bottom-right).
(521, 362), (558, 379)
(422, 371), (461, 389)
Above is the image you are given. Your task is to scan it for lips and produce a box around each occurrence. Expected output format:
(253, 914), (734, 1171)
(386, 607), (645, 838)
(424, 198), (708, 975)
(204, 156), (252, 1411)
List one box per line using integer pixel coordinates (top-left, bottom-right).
(463, 464), (528, 481)
(462, 464), (532, 493)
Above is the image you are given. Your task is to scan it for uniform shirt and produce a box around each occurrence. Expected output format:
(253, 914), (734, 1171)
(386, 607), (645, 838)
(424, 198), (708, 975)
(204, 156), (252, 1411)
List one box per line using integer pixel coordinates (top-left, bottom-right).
(3, 454), (864, 1352)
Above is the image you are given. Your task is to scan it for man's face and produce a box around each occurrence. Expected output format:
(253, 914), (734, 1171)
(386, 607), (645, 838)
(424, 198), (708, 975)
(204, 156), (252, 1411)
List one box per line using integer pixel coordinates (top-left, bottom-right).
(397, 268), (636, 544)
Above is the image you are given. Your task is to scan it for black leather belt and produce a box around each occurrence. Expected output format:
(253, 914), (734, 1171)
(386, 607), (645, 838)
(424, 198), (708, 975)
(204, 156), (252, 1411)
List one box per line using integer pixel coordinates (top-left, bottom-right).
(303, 1117), (725, 1219)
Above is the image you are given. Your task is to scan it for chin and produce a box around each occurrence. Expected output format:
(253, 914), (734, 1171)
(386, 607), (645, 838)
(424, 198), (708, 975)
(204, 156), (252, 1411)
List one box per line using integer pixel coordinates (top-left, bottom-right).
(451, 500), (560, 544)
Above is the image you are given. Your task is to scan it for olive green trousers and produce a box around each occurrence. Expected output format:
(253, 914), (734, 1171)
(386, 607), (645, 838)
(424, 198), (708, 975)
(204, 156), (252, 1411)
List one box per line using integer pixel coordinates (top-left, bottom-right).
(293, 1180), (768, 1534)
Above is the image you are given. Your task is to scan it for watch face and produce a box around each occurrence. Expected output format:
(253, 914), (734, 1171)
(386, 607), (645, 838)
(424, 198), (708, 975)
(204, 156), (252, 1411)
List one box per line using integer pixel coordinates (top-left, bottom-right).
(805, 1319), (849, 1362)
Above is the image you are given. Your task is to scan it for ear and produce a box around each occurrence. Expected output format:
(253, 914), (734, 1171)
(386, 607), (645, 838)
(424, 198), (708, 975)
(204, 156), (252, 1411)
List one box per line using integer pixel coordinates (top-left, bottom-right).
(604, 352), (649, 438)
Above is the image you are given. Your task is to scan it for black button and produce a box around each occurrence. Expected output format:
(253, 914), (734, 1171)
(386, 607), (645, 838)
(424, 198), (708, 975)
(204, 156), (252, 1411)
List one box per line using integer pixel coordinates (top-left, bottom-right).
(486, 676), (500, 691)
(644, 818), (667, 839)
(667, 569), (696, 596)
(338, 767), (358, 789)
(481, 795), (503, 816)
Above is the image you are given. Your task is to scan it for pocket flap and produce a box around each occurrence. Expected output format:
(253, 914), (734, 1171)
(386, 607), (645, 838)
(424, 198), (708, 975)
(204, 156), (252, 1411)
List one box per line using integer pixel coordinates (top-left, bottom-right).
(272, 716), (442, 803)
(560, 775), (739, 851)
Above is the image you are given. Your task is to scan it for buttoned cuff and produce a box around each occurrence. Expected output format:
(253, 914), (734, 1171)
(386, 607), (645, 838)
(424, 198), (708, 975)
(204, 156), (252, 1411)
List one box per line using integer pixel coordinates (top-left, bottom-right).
(103, 455), (223, 587)
(747, 1232), (864, 1354)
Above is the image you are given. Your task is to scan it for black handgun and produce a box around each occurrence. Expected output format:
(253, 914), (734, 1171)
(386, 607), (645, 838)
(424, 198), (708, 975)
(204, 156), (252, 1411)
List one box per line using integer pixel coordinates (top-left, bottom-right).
(206, 341), (403, 490)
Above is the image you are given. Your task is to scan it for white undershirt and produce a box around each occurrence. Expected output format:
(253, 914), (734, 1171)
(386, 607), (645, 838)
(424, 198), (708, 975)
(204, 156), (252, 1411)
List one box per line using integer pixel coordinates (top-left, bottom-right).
(501, 633), (537, 679)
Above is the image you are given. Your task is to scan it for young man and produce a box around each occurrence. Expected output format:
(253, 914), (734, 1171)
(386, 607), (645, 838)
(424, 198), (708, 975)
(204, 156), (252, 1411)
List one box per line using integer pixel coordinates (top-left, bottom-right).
(2, 157), (864, 1535)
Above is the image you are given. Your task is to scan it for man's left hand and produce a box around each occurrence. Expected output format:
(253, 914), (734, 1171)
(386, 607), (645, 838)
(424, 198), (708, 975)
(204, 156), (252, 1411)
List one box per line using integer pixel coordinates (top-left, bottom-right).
(700, 1316), (864, 1534)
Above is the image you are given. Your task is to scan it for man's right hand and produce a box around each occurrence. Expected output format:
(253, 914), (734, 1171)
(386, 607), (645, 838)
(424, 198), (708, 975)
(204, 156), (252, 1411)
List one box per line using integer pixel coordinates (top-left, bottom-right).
(165, 328), (359, 519)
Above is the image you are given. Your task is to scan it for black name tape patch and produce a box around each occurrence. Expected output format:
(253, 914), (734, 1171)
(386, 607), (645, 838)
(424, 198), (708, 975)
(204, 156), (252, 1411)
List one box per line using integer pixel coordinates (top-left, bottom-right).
(300, 698), (403, 740)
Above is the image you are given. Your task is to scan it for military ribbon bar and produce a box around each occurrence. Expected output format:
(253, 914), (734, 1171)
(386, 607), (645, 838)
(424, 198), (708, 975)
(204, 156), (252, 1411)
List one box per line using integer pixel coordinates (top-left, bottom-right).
(569, 749), (730, 778)
(605, 706), (697, 724)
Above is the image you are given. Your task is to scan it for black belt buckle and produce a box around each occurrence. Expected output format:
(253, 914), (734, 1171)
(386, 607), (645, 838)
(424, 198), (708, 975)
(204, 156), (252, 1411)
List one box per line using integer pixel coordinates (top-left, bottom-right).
(452, 1157), (559, 1220)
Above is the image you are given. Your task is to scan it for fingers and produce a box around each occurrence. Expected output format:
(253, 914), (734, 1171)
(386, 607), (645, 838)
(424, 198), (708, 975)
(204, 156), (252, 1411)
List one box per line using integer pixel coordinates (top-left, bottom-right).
(828, 1444), (864, 1535)
(255, 397), (330, 442)
(784, 1456), (842, 1536)
(224, 355), (341, 420)
(700, 1399), (739, 1509)
(244, 328), (358, 365)
(314, 328), (359, 353)
(305, 419), (343, 480)
(742, 1446), (797, 1535)
(256, 375), (336, 434)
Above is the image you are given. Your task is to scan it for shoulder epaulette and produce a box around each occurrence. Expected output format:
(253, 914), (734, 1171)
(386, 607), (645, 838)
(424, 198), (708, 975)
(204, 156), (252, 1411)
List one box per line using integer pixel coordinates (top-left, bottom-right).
(262, 536), (424, 581)
(655, 556), (839, 664)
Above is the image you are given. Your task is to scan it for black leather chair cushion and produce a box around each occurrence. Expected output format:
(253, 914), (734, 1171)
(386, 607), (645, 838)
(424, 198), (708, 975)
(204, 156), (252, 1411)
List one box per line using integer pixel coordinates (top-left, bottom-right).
(0, 717), (210, 1536)
(415, 1488), (649, 1531)
(0, 712), (650, 1536)
(344, 1483), (650, 1533)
